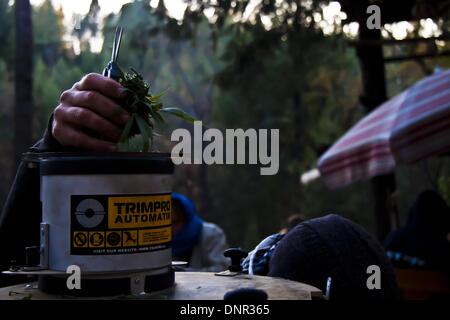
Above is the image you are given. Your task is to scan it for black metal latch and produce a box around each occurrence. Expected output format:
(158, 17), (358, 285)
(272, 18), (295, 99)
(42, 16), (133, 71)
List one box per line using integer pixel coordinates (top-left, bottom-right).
(215, 248), (248, 277)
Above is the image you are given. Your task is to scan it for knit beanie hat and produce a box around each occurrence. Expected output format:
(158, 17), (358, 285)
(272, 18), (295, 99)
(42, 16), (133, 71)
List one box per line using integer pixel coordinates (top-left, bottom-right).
(268, 214), (400, 300)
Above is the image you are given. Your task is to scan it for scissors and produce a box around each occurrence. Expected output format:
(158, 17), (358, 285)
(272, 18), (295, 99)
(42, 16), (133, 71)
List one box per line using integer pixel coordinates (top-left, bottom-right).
(103, 26), (124, 80)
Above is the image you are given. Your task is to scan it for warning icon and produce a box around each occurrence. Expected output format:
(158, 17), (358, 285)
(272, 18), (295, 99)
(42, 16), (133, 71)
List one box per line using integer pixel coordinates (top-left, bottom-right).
(89, 232), (105, 248)
(73, 232), (88, 248)
(106, 231), (121, 247)
(123, 230), (138, 247)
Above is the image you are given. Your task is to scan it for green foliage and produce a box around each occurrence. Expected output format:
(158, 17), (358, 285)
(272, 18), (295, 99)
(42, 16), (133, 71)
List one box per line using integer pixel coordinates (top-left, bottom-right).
(207, 24), (364, 242)
(159, 108), (197, 123)
(33, 58), (60, 136)
(112, 65), (196, 152)
(0, 1), (13, 63)
(32, 57), (84, 137)
(0, 59), (6, 94)
(33, 0), (62, 46)
(52, 58), (84, 90)
(439, 175), (450, 206)
(32, 0), (64, 66)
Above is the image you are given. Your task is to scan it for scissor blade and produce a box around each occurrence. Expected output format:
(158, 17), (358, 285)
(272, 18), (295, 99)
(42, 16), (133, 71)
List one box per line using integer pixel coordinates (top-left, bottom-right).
(112, 26), (123, 62)
(111, 28), (118, 61)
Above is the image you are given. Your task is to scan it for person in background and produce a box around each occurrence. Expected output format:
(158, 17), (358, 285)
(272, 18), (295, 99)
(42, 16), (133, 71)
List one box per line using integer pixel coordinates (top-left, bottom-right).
(242, 213), (399, 300)
(384, 190), (450, 272)
(279, 214), (305, 235)
(267, 214), (399, 300)
(242, 213), (304, 275)
(171, 192), (229, 272)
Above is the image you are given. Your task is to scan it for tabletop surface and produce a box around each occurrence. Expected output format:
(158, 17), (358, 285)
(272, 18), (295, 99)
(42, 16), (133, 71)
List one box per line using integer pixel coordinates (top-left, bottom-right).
(0, 272), (323, 300)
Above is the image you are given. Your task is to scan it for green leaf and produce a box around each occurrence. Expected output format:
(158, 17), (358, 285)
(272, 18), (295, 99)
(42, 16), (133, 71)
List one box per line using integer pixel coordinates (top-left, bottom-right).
(147, 89), (167, 103)
(113, 61), (197, 151)
(147, 125), (153, 149)
(118, 135), (142, 152)
(152, 102), (163, 111)
(136, 115), (151, 152)
(119, 115), (135, 143)
(148, 105), (165, 126)
(118, 138), (132, 152)
(160, 107), (197, 124)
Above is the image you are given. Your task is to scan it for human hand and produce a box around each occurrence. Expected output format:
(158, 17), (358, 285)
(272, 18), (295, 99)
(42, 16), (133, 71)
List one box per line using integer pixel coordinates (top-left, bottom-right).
(52, 73), (130, 151)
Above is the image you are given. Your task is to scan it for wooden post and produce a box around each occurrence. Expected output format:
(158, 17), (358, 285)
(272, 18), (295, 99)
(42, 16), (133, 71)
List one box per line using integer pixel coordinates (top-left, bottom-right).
(356, 21), (398, 241)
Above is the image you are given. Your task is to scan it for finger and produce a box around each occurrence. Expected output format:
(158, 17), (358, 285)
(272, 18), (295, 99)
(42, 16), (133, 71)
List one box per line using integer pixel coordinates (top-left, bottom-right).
(75, 73), (126, 100)
(61, 90), (129, 125)
(53, 122), (118, 152)
(59, 105), (123, 142)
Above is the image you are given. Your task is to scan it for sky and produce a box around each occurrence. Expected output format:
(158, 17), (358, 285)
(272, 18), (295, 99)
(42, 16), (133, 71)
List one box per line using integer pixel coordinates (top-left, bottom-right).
(28, 0), (441, 53)
(28, 0), (186, 52)
(29, 0), (186, 21)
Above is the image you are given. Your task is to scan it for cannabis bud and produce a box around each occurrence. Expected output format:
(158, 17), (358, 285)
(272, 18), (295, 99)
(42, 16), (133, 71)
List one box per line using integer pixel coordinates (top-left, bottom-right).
(103, 26), (195, 152)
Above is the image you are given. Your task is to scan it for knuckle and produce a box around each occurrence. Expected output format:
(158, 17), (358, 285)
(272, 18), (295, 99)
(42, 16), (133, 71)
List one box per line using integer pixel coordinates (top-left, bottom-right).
(53, 105), (66, 120)
(81, 73), (97, 88)
(60, 90), (71, 102)
(72, 81), (81, 90)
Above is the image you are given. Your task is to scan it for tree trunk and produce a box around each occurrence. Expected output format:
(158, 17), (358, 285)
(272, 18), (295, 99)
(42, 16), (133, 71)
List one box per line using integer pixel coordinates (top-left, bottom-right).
(14, 0), (33, 167)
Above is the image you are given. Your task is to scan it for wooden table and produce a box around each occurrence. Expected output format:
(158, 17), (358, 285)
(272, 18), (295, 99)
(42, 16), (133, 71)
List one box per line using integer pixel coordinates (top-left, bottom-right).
(0, 272), (323, 300)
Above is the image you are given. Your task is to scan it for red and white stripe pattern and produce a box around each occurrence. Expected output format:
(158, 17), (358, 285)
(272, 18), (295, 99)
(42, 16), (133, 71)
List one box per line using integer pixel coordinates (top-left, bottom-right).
(318, 70), (450, 189)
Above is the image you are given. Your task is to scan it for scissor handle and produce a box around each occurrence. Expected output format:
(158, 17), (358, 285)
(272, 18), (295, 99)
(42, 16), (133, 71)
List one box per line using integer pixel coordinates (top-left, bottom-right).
(103, 26), (124, 81)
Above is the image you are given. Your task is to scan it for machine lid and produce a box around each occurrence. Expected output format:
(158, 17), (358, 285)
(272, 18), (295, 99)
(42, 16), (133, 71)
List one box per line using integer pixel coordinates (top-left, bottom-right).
(35, 152), (174, 175)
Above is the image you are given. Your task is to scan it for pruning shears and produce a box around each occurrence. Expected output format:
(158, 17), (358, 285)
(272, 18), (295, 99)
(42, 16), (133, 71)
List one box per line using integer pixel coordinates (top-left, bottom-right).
(103, 26), (124, 81)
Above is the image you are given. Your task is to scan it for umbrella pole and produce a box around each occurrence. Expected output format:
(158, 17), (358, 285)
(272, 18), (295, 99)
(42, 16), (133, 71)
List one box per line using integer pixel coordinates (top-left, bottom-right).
(372, 175), (399, 240)
(356, 19), (398, 241)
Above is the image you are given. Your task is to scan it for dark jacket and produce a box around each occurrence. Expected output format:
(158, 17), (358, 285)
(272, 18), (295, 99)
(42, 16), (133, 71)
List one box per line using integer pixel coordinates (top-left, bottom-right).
(0, 116), (70, 286)
(384, 190), (450, 271)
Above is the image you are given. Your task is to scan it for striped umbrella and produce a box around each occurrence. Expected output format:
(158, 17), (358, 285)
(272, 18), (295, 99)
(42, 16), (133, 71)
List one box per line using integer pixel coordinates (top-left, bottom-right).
(318, 69), (450, 189)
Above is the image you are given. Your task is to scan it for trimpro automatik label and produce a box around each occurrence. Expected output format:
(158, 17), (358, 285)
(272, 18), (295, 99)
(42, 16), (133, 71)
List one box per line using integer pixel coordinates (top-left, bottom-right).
(70, 193), (172, 255)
